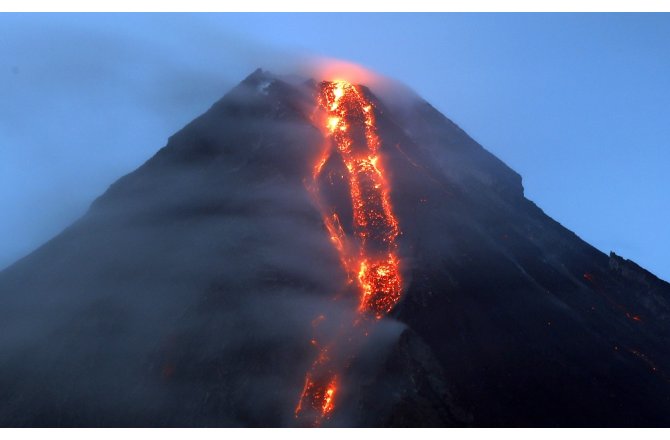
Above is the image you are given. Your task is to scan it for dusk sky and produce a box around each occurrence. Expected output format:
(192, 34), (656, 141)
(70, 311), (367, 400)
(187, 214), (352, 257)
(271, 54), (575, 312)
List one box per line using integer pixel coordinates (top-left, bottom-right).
(1, 13), (668, 280)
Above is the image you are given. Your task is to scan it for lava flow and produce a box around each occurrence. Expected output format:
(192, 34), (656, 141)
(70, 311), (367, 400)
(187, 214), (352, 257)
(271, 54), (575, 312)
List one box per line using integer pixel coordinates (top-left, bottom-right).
(294, 80), (403, 425)
(317, 80), (402, 317)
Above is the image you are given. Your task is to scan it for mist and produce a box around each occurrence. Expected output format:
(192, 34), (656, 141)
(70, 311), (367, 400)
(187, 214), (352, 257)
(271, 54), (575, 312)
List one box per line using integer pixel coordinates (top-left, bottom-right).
(0, 14), (309, 271)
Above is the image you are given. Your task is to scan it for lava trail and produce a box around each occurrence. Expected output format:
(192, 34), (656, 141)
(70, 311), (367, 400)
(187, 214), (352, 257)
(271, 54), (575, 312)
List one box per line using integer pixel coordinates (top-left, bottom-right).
(295, 80), (403, 425)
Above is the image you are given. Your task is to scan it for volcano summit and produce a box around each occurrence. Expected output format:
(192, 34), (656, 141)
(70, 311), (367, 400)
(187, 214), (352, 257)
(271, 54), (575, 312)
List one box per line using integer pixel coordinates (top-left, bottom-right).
(1, 69), (669, 427)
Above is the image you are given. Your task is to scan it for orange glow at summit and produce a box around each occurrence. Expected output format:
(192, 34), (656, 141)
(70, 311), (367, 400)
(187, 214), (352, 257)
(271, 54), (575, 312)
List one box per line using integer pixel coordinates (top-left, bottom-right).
(307, 59), (380, 87)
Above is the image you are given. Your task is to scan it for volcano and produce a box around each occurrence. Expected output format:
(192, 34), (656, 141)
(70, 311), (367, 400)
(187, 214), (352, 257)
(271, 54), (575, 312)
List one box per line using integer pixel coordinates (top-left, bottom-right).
(1, 68), (669, 427)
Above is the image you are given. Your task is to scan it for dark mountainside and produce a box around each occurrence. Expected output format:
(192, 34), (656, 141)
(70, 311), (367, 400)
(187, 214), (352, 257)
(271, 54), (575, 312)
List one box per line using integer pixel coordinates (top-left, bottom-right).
(1, 69), (669, 427)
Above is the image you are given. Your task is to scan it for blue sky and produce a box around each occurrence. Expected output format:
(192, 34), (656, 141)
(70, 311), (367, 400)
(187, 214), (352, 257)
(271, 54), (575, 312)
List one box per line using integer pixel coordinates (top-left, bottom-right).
(1, 13), (668, 280)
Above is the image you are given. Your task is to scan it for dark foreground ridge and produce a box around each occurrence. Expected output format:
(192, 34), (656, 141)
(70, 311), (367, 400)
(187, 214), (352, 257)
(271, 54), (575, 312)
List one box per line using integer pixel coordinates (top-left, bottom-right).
(1, 69), (668, 427)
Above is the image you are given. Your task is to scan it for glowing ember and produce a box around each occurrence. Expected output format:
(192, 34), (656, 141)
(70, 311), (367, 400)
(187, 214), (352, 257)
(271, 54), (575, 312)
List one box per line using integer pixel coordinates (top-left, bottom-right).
(295, 374), (338, 425)
(583, 272), (644, 323)
(295, 79), (404, 425)
(357, 254), (402, 315)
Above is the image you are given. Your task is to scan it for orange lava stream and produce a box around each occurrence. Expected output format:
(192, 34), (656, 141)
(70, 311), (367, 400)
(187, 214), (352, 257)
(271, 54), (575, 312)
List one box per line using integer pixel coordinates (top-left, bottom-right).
(295, 80), (403, 425)
(319, 80), (402, 317)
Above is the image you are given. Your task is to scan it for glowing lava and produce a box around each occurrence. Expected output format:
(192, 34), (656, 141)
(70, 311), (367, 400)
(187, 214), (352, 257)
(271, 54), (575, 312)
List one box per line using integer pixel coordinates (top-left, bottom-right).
(318, 80), (402, 317)
(295, 373), (339, 423)
(295, 80), (403, 425)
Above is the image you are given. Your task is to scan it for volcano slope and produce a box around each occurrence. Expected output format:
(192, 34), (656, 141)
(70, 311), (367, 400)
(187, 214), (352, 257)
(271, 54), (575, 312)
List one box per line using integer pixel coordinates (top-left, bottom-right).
(0, 69), (668, 427)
